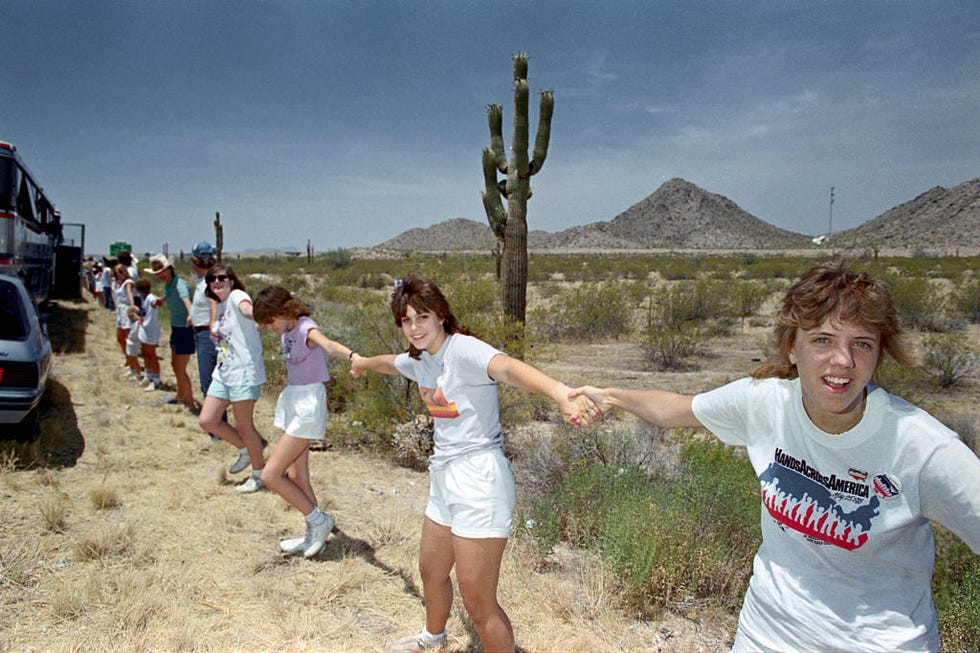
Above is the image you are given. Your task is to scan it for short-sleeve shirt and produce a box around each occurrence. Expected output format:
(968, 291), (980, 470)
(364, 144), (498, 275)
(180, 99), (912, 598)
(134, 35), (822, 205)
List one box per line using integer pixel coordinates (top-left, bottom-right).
(190, 275), (212, 328)
(164, 276), (192, 327)
(138, 293), (162, 344)
(283, 316), (329, 386)
(691, 377), (980, 652)
(212, 289), (266, 388)
(394, 333), (503, 470)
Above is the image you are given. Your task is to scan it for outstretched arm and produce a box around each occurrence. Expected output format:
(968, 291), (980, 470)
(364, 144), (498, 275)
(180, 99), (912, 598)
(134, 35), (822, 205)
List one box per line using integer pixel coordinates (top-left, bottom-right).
(306, 327), (355, 361)
(349, 352), (399, 378)
(568, 386), (702, 429)
(488, 353), (591, 427)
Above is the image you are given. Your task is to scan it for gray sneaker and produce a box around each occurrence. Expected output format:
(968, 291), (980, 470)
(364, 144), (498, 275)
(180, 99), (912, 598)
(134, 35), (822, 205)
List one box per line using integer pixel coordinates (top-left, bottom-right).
(279, 536), (307, 555)
(303, 513), (335, 558)
(228, 450), (250, 474)
(235, 476), (264, 494)
(383, 629), (447, 653)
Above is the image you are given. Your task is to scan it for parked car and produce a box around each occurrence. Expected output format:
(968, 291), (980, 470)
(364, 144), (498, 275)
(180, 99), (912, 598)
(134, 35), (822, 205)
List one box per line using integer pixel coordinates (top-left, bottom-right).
(0, 274), (52, 440)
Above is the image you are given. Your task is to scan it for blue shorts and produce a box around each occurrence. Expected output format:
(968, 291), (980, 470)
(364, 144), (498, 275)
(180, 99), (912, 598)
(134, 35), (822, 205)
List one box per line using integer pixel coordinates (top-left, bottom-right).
(207, 379), (263, 403)
(169, 326), (196, 355)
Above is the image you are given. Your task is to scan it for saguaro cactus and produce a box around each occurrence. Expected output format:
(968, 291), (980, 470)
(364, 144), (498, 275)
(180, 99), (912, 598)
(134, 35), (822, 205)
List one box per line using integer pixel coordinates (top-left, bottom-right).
(214, 211), (224, 263)
(482, 53), (554, 327)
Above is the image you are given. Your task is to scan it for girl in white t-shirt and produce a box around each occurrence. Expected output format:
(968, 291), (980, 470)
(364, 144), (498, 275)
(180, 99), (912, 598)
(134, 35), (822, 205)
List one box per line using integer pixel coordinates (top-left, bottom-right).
(571, 265), (980, 653)
(198, 264), (268, 494)
(351, 273), (591, 653)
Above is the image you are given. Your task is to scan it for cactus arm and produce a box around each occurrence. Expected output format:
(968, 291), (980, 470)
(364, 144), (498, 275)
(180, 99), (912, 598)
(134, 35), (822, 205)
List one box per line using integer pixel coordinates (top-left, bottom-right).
(529, 90), (553, 176)
(487, 105), (508, 172)
(481, 148), (507, 240)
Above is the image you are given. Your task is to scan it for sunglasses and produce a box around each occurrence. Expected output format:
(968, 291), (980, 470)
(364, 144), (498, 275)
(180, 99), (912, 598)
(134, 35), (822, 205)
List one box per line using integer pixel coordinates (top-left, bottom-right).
(206, 274), (230, 283)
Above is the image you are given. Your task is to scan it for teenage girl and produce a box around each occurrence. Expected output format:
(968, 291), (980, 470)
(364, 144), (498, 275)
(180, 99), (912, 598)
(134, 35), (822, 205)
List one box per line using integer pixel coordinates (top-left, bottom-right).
(350, 273), (591, 653)
(112, 264), (137, 374)
(571, 265), (980, 652)
(252, 286), (355, 558)
(197, 264), (267, 494)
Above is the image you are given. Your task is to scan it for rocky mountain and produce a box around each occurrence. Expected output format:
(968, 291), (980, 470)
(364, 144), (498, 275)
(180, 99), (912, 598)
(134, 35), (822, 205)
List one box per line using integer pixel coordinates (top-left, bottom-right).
(829, 177), (980, 252)
(542, 178), (810, 249)
(372, 177), (980, 253)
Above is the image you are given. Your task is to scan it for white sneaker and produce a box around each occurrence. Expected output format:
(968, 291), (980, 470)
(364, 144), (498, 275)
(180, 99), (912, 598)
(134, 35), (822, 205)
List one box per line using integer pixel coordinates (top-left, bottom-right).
(235, 476), (264, 494)
(303, 513), (335, 558)
(143, 382), (159, 392)
(279, 536), (307, 555)
(228, 450), (251, 474)
(383, 629), (447, 653)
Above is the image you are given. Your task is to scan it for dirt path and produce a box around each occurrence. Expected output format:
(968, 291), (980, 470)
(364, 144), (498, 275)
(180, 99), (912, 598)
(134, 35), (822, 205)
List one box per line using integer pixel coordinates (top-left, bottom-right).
(1, 298), (735, 652)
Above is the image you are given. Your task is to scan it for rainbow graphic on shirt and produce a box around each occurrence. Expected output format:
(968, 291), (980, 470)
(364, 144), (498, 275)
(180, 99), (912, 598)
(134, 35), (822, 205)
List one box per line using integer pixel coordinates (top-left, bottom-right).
(419, 386), (459, 419)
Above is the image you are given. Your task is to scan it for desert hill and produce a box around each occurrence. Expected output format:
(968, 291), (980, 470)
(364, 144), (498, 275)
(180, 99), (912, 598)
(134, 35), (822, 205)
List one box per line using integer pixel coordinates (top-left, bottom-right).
(830, 177), (980, 252)
(372, 177), (980, 254)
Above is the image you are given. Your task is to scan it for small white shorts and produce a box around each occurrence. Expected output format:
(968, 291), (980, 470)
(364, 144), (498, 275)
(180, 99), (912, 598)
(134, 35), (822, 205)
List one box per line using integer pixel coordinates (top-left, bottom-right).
(125, 337), (140, 357)
(426, 448), (515, 539)
(274, 383), (327, 440)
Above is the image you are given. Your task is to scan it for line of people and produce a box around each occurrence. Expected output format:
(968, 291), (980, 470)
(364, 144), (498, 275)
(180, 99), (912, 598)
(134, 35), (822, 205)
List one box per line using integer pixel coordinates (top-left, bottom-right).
(82, 257), (979, 653)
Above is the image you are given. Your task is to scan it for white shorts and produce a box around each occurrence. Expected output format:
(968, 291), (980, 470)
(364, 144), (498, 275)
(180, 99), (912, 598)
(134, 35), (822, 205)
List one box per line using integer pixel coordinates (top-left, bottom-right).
(125, 337), (140, 357)
(426, 448), (515, 539)
(274, 383), (327, 440)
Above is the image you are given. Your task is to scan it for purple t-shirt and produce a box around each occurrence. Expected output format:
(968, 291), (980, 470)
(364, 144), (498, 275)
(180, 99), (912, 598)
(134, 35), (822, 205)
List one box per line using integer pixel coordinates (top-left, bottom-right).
(283, 316), (329, 386)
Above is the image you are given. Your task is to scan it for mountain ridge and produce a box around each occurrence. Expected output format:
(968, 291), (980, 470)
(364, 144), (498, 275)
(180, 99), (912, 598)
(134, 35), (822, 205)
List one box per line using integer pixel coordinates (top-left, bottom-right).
(374, 177), (980, 254)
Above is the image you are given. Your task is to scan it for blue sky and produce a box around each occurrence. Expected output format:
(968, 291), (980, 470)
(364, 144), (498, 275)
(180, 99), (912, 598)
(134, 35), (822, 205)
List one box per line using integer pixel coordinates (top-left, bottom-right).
(3, 1), (978, 256)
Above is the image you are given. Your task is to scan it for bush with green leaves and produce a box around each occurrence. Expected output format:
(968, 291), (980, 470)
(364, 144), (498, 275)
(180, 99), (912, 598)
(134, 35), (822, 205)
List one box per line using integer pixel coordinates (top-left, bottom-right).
(526, 436), (759, 615)
(529, 282), (635, 341)
(920, 332), (979, 388)
(949, 277), (980, 323)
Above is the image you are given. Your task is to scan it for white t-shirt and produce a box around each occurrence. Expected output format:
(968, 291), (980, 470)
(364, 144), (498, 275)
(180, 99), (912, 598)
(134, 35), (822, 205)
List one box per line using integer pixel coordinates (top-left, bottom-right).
(138, 293), (161, 345)
(113, 279), (134, 328)
(190, 274), (212, 328)
(692, 377), (980, 652)
(394, 333), (503, 470)
(212, 289), (266, 388)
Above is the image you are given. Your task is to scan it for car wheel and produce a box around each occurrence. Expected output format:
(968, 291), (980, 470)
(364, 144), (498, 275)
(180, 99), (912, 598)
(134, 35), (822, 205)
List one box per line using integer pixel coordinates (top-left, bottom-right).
(12, 406), (40, 443)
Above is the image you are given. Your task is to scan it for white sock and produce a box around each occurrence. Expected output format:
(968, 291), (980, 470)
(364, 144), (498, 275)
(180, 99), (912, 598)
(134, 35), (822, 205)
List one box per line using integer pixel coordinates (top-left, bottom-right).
(420, 627), (445, 643)
(305, 507), (324, 525)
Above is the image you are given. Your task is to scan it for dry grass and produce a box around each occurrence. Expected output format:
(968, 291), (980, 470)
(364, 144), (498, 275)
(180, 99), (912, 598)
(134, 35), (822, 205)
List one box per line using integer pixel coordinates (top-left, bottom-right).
(0, 299), (739, 652)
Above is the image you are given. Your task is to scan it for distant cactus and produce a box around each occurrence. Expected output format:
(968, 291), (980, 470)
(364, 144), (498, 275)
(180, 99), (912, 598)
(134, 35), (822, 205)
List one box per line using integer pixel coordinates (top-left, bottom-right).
(214, 211), (223, 263)
(482, 53), (554, 327)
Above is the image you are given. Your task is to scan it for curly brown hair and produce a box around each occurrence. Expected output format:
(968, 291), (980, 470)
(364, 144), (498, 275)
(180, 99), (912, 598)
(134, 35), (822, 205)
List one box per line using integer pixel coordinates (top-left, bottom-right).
(752, 264), (915, 380)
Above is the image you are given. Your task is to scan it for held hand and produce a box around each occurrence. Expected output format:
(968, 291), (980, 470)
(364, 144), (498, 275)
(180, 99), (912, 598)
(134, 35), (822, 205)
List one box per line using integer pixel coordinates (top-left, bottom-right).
(349, 352), (366, 379)
(568, 386), (612, 419)
(557, 385), (595, 428)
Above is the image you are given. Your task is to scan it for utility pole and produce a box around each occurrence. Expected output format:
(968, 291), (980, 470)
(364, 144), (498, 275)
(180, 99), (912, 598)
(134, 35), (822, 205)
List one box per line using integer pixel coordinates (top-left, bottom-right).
(828, 186), (835, 236)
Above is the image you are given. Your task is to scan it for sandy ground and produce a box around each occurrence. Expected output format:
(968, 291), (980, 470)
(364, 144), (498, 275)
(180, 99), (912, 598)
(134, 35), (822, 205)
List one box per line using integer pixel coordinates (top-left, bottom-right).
(1, 298), (738, 652)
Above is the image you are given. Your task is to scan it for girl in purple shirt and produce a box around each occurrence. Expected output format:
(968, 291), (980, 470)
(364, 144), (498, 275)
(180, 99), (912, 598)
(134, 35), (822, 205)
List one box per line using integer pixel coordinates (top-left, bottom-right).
(252, 286), (357, 559)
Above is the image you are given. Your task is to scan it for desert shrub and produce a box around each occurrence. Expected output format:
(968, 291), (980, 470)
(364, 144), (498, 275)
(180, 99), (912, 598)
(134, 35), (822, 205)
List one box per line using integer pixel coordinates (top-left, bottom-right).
(920, 332), (979, 388)
(644, 322), (705, 371)
(873, 357), (927, 405)
(933, 526), (980, 652)
(729, 279), (769, 322)
(649, 279), (729, 326)
(527, 436), (759, 615)
(888, 277), (958, 332)
(529, 282), (634, 341)
(949, 277), (980, 323)
(389, 414), (434, 471)
(322, 247), (353, 269)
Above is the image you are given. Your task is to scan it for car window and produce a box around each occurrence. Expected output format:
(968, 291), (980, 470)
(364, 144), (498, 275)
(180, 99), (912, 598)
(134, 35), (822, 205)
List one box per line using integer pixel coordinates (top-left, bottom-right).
(0, 280), (29, 340)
